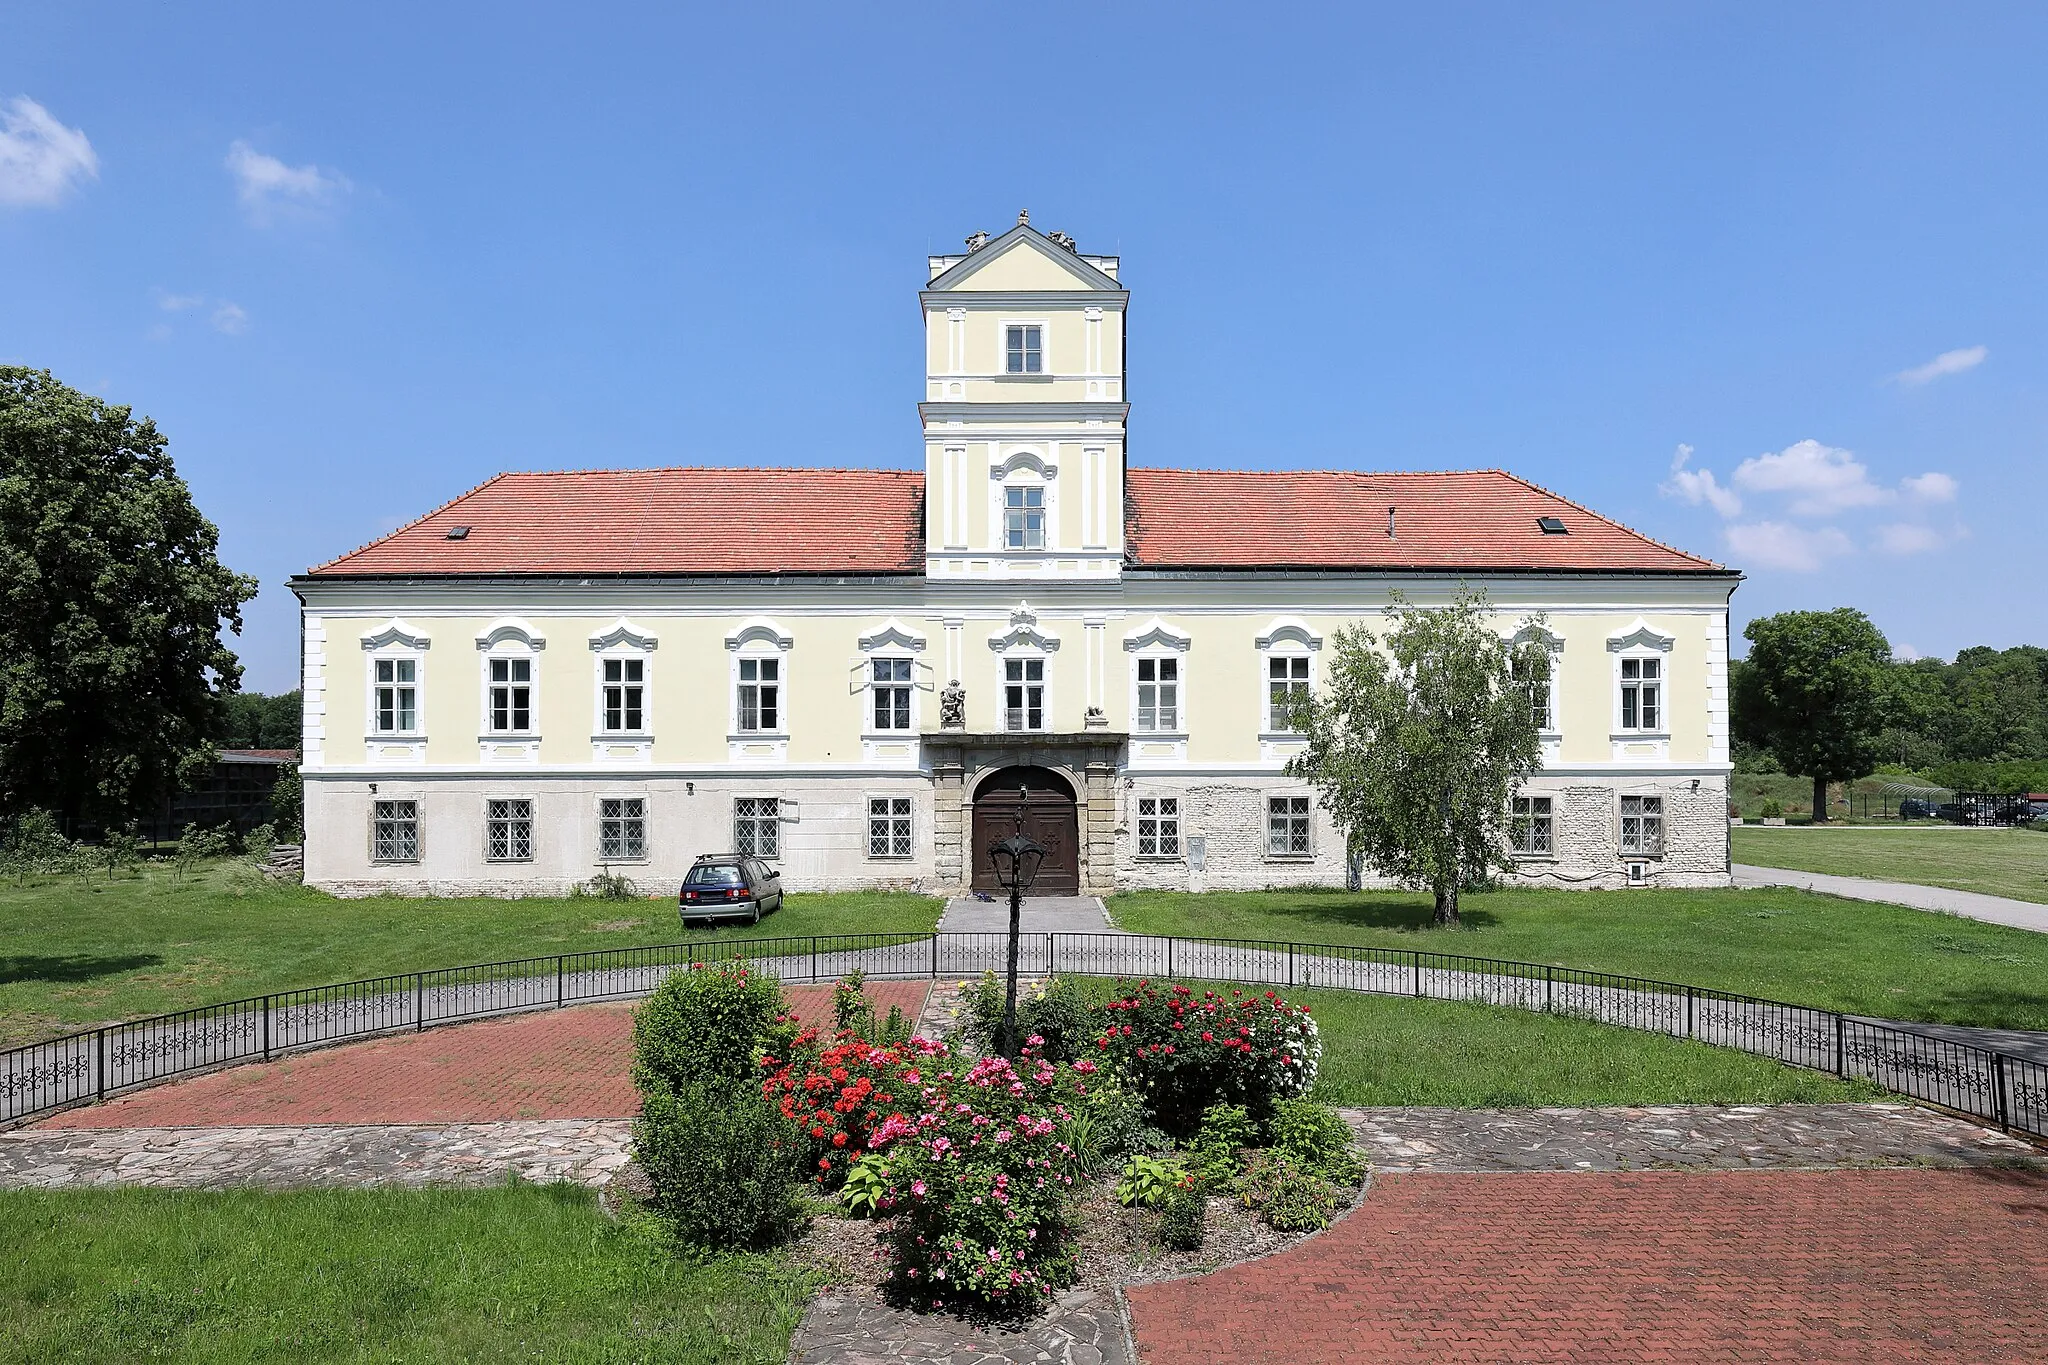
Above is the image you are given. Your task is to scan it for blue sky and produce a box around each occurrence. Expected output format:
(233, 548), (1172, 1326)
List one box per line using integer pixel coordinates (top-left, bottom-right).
(4, 4), (2044, 691)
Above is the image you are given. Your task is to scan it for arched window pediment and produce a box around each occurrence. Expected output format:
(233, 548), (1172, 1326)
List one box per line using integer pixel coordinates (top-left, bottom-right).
(588, 619), (659, 652)
(725, 617), (794, 652)
(474, 618), (546, 652)
(988, 449), (1058, 481)
(361, 620), (431, 652)
(1123, 618), (1192, 653)
(1606, 619), (1676, 653)
(1256, 617), (1322, 652)
(857, 619), (928, 653)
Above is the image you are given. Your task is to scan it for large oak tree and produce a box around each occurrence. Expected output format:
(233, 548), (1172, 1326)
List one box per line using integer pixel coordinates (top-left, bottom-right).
(1733, 608), (1891, 822)
(0, 368), (257, 827)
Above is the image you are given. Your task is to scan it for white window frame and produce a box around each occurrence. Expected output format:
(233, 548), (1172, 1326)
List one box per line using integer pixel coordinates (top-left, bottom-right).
(988, 451), (1058, 555)
(866, 794), (914, 860)
(594, 654), (649, 735)
(866, 657), (916, 733)
(589, 621), (657, 739)
(484, 654), (538, 735)
(1509, 626), (1564, 737)
(1002, 319), (1046, 375)
(1132, 654), (1185, 736)
(1607, 620), (1675, 739)
(1620, 794), (1665, 858)
(1135, 794), (1182, 859)
(1267, 794), (1314, 859)
(734, 795), (781, 859)
(368, 652), (423, 737)
(1256, 619), (1321, 739)
(485, 797), (534, 863)
(1510, 794), (1554, 858)
(597, 795), (648, 863)
(1003, 483), (1047, 550)
(1264, 653), (1312, 734)
(1615, 654), (1665, 735)
(726, 619), (792, 741)
(1000, 653), (1049, 733)
(370, 799), (420, 864)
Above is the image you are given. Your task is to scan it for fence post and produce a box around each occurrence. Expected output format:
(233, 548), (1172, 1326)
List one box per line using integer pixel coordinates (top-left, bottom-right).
(1833, 1014), (1845, 1076)
(1687, 987), (1695, 1040)
(96, 1028), (107, 1103)
(1167, 937), (1175, 981)
(1544, 965), (1553, 1014)
(556, 957), (564, 1008)
(1047, 933), (1055, 977)
(1413, 949), (1423, 998)
(931, 933), (938, 978)
(811, 938), (818, 983)
(262, 997), (272, 1061)
(415, 973), (425, 1031)
(1992, 1053), (2010, 1132)
(1289, 944), (1296, 989)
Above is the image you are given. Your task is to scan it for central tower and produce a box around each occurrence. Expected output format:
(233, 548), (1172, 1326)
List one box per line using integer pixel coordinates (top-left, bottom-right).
(919, 211), (1129, 581)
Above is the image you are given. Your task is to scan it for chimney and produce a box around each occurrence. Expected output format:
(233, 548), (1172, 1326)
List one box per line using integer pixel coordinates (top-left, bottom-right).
(1387, 505), (1397, 539)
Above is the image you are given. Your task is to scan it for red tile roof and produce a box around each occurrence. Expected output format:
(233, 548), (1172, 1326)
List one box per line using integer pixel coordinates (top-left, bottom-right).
(219, 749), (299, 763)
(1124, 469), (1723, 573)
(309, 468), (927, 577)
(308, 465), (1722, 578)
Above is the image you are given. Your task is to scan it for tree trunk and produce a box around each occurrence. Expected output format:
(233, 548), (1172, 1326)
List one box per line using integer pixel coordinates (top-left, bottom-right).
(1433, 882), (1460, 927)
(1812, 773), (1829, 824)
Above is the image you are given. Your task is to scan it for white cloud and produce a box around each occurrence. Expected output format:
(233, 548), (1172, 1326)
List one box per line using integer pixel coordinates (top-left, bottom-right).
(1659, 443), (1741, 517)
(1730, 439), (1895, 518)
(0, 96), (98, 208)
(1893, 345), (1986, 386)
(1724, 520), (1853, 573)
(1892, 643), (1923, 662)
(154, 290), (205, 312)
(1901, 471), (1958, 504)
(225, 139), (350, 224)
(146, 289), (248, 337)
(209, 302), (249, 334)
(1873, 523), (1942, 555)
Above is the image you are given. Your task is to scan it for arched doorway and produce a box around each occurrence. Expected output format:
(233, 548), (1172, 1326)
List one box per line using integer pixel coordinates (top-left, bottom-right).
(970, 766), (1080, 894)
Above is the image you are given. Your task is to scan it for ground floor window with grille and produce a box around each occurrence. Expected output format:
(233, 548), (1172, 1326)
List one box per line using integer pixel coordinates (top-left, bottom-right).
(1510, 795), (1553, 855)
(868, 796), (912, 859)
(598, 797), (646, 861)
(1268, 795), (1312, 856)
(1136, 795), (1180, 857)
(372, 800), (419, 863)
(735, 796), (780, 858)
(486, 798), (533, 861)
(1620, 794), (1663, 856)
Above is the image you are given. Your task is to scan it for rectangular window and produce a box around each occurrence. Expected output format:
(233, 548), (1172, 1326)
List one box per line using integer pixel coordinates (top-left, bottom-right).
(598, 797), (646, 861)
(871, 658), (912, 731)
(485, 798), (533, 862)
(489, 657), (532, 733)
(1004, 324), (1042, 374)
(602, 658), (645, 732)
(1620, 657), (1661, 732)
(374, 658), (417, 733)
(1136, 657), (1180, 732)
(1621, 795), (1664, 856)
(1268, 656), (1310, 732)
(1514, 655), (1553, 732)
(1510, 796), (1553, 856)
(734, 796), (780, 858)
(737, 657), (780, 732)
(1136, 795), (1181, 857)
(868, 796), (913, 859)
(1268, 795), (1312, 856)
(1003, 486), (1045, 550)
(1003, 657), (1045, 731)
(371, 800), (418, 863)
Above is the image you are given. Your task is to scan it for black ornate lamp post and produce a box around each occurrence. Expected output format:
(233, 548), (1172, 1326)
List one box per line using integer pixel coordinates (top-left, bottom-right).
(985, 780), (1046, 1060)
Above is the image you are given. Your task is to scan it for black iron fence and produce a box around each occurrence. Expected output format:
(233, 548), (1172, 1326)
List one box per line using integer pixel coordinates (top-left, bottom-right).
(3, 931), (2042, 1142)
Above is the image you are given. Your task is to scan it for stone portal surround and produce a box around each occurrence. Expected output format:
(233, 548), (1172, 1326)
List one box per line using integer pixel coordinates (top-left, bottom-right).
(926, 731), (1126, 894)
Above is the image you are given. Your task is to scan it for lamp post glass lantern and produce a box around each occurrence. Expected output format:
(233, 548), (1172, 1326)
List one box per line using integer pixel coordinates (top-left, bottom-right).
(987, 779), (1046, 1058)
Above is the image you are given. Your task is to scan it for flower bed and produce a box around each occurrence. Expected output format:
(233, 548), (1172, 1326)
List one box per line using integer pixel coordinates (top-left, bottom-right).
(762, 1028), (946, 1186)
(1091, 981), (1320, 1135)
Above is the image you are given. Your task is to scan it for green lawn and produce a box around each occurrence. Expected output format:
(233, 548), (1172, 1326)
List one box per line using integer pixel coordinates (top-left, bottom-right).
(1732, 825), (2048, 906)
(1065, 978), (1876, 1107)
(1107, 886), (2048, 1032)
(0, 861), (941, 1045)
(0, 1183), (810, 1363)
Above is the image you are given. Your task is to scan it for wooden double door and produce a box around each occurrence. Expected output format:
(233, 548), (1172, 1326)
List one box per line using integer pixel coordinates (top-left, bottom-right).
(969, 766), (1080, 895)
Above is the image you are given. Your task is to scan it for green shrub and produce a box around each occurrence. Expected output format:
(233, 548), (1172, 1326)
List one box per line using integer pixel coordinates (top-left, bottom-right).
(878, 1004), (913, 1046)
(839, 1152), (889, 1218)
(1760, 799), (1784, 818)
(1155, 1182), (1206, 1251)
(174, 822), (237, 879)
(1091, 982), (1320, 1137)
(963, 971), (1091, 1061)
(833, 969), (875, 1037)
(1236, 1150), (1340, 1233)
(1116, 1153), (1192, 1209)
(1270, 1099), (1366, 1187)
(634, 1080), (804, 1249)
(243, 822), (278, 862)
(632, 959), (785, 1096)
(1076, 1072), (1150, 1163)
(580, 870), (639, 900)
(1187, 1102), (1257, 1190)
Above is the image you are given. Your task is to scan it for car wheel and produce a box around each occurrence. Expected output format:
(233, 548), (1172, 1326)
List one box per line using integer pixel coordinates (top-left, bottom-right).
(750, 902), (761, 925)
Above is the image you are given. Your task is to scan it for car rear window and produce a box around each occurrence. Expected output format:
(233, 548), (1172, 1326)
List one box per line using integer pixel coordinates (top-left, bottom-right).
(685, 864), (744, 887)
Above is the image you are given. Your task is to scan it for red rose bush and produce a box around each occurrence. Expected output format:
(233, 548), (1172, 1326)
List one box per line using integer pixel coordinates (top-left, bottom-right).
(1091, 982), (1320, 1135)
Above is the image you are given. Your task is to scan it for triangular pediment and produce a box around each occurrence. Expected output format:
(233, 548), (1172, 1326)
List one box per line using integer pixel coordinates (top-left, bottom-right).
(927, 223), (1121, 293)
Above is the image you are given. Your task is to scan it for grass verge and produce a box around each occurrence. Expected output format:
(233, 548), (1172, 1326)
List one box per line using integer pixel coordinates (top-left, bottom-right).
(1106, 886), (2048, 1032)
(0, 861), (941, 1045)
(0, 1182), (813, 1364)
(1732, 825), (2048, 906)
(1063, 977), (1878, 1107)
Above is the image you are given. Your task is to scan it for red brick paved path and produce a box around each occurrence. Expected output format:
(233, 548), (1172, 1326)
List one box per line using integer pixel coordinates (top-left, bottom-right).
(1127, 1169), (2048, 1363)
(39, 980), (929, 1130)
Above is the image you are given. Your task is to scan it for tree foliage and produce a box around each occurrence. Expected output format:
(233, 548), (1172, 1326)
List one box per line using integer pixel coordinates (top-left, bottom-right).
(1287, 588), (1548, 925)
(1732, 609), (1891, 821)
(0, 368), (258, 826)
(219, 690), (302, 750)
